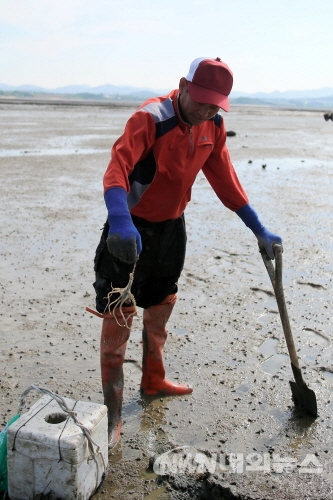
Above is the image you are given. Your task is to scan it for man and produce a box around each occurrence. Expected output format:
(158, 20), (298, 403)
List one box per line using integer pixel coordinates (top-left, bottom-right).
(91, 57), (282, 448)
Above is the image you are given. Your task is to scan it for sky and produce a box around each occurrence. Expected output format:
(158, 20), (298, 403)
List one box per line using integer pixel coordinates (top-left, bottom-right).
(1, 0), (333, 93)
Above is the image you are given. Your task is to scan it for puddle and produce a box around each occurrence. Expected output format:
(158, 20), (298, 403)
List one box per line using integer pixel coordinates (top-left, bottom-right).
(260, 353), (289, 375)
(257, 337), (289, 375)
(169, 328), (187, 337)
(122, 397), (142, 419)
(143, 486), (168, 499)
(303, 352), (319, 363)
(235, 384), (250, 394)
(257, 337), (279, 357)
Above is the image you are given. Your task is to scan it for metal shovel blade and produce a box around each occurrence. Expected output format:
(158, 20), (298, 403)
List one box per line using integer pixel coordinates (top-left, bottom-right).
(289, 381), (318, 416)
(260, 244), (318, 418)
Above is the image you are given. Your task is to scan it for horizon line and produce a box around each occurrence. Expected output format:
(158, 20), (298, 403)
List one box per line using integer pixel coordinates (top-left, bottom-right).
(1, 82), (333, 95)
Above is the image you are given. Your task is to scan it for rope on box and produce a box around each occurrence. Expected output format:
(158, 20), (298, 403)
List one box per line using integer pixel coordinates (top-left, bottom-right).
(18, 385), (107, 493)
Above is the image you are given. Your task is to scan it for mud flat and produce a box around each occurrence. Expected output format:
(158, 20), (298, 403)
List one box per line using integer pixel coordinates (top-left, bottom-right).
(1, 101), (333, 499)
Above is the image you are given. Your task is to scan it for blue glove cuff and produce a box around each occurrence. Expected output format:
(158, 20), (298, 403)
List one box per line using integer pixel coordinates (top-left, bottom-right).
(236, 203), (265, 235)
(104, 187), (142, 262)
(104, 187), (129, 217)
(237, 203), (282, 259)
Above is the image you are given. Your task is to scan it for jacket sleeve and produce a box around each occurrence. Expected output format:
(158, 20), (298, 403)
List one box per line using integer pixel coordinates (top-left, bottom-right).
(202, 121), (249, 211)
(103, 110), (156, 193)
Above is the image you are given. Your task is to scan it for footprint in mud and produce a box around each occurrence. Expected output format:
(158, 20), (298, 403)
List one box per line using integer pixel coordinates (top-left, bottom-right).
(302, 327), (330, 342)
(250, 286), (274, 297)
(185, 272), (208, 282)
(296, 280), (326, 289)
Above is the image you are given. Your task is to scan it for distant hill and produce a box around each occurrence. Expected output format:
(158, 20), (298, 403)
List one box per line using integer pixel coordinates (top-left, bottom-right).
(230, 95), (333, 109)
(0, 83), (171, 101)
(1, 83), (333, 108)
(230, 87), (333, 99)
(229, 87), (333, 109)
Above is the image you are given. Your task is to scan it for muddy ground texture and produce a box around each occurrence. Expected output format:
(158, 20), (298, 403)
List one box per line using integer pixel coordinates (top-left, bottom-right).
(0, 101), (333, 499)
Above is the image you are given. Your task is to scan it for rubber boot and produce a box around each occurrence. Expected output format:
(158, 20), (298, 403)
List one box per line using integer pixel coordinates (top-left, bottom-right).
(100, 306), (136, 448)
(140, 294), (193, 396)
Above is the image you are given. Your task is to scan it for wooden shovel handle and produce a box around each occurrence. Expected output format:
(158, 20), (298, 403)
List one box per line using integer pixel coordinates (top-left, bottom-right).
(261, 245), (318, 412)
(260, 244), (301, 371)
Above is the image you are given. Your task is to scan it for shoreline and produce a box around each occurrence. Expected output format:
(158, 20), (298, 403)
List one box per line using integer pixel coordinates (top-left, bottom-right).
(0, 96), (331, 113)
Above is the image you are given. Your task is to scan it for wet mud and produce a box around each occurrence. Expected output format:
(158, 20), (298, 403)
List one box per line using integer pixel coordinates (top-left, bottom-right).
(0, 102), (333, 499)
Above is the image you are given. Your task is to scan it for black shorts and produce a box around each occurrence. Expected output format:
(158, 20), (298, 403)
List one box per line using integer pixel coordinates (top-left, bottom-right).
(93, 214), (187, 311)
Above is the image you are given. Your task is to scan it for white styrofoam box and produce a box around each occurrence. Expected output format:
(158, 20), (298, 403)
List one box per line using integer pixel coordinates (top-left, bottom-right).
(7, 395), (108, 500)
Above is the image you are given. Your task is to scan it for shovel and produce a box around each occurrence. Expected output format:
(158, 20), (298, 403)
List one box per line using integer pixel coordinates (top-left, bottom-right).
(260, 243), (318, 418)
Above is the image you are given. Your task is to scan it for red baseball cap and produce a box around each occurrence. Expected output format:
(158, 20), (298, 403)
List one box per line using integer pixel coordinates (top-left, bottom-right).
(186, 57), (233, 112)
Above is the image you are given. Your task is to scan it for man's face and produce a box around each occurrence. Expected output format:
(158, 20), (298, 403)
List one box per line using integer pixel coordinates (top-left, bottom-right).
(178, 78), (220, 126)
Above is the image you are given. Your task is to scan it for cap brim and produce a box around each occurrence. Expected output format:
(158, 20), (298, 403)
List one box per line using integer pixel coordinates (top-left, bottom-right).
(187, 81), (230, 112)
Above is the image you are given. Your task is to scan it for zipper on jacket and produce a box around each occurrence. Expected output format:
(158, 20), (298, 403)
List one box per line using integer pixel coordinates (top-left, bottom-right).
(189, 127), (194, 156)
(175, 94), (195, 156)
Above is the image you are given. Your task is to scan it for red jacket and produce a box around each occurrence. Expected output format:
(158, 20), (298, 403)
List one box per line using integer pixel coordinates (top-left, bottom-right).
(103, 89), (248, 222)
